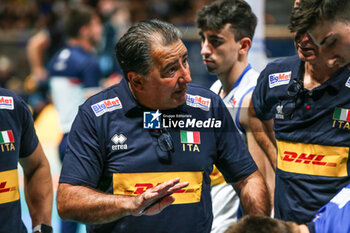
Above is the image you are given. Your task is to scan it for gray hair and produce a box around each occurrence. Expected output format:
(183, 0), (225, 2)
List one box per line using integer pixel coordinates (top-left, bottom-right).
(115, 19), (182, 79)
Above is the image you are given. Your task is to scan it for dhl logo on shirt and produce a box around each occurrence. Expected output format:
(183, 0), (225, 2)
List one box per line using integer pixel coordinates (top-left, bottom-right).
(113, 171), (203, 204)
(277, 140), (349, 177)
(209, 165), (226, 186)
(0, 169), (19, 204)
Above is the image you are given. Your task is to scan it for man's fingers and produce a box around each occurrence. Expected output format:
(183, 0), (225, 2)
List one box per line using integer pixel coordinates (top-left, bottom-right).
(153, 177), (181, 192)
(134, 178), (189, 216)
(142, 194), (176, 216)
(166, 181), (189, 194)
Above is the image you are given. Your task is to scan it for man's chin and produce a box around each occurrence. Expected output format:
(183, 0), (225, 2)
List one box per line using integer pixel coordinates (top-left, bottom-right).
(298, 54), (317, 62)
(205, 65), (217, 74)
(175, 93), (187, 106)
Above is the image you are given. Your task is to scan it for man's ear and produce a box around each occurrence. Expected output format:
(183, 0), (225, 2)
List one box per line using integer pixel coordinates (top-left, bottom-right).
(128, 72), (144, 91)
(239, 37), (252, 55)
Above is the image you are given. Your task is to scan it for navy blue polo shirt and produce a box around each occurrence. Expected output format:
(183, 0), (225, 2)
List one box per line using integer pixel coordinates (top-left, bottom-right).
(48, 45), (101, 88)
(252, 55), (350, 224)
(59, 78), (257, 233)
(0, 88), (39, 232)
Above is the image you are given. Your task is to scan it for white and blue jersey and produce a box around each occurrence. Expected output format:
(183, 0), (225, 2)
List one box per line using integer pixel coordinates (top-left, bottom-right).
(307, 183), (350, 233)
(210, 64), (258, 136)
(252, 55), (350, 224)
(59, 78), (258, 233)
(48, 45), (101, 133)
(209, 64), (259, 233)
(0, 88), (39, 232)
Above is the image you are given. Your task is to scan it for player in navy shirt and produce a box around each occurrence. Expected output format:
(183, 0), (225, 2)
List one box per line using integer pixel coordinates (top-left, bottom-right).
(249, 0), (350, 224)
(56, 19), (270, 233)
(0, 88), (53, 233)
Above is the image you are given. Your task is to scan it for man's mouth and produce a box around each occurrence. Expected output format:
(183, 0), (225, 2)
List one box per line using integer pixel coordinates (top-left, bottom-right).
(298, 46), (316, 56)
(174, 86), (187, 95)
(203, 58), (215, 65)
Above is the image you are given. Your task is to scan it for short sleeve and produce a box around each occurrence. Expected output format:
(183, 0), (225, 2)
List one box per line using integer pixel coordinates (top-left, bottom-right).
(251, 68), (274, 120)
(19, 98), (39, 158)
(59, 107), (104, 188)
(213, 96), (258, 183)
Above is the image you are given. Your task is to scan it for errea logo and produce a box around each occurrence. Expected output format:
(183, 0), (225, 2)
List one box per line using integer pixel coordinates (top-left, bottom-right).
(111, 134), (127, 150)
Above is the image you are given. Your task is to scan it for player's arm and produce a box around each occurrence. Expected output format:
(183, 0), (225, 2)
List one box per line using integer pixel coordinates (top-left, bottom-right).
(248, 99), (276, 170)
(239, 92), (275, 203)
(232, 170), (271, 216)
(26, 30), (50, 81)
(57, 178), (189, 224)
(19, 142), (53, 227)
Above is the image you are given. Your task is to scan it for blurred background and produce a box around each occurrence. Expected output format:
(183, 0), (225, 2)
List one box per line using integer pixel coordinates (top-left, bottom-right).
(0, 0), (295, 232)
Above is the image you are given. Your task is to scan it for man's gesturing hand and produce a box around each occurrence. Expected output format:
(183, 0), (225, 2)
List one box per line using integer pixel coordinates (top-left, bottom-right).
(130, 178), (189, 216)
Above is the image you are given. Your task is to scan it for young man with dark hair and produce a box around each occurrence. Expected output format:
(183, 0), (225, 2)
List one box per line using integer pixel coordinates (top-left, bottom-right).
(196, 1), (274, 232)
(249, 0), (350, 225)
(290, 0), (350, 68)
(56, 19), (270, 233)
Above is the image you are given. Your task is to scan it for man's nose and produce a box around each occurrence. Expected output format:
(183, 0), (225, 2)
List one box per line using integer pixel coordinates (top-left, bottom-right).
(299, 33), (312, 44)
(201, 40), (212, 56)
(179, 65), (192, 83)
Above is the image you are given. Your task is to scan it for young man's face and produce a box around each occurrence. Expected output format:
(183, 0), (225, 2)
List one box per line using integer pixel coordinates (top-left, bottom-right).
(140, 39), (192, 110)
(199, 24), (241, 77)
(309, 20), (350, 68)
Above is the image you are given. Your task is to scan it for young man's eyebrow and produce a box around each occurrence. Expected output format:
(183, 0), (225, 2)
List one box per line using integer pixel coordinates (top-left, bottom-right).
(319, 34), (335, 46)
(208, 35), (224, 40)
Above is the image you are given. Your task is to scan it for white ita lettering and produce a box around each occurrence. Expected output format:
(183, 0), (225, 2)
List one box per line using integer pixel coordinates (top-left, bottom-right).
(182, 144), (200, 152)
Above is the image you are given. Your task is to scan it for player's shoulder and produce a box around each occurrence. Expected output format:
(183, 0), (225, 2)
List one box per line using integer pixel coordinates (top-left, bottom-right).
(264, 55), (301, 72)
(209, 80), (222, 94)
(81, 79), (127, 117)
(0, 88), (29, 114)
(188, 83), (220, 99)
(186, 83), (224, 112)
(0, 88), (24, 105)
(0, 87), (17, 97)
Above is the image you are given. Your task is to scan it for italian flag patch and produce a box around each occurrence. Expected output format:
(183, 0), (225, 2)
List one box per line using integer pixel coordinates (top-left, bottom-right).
(0, 130), (14, 144)
(333, 107), (350, 122)
(180, 131), (200, 144)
